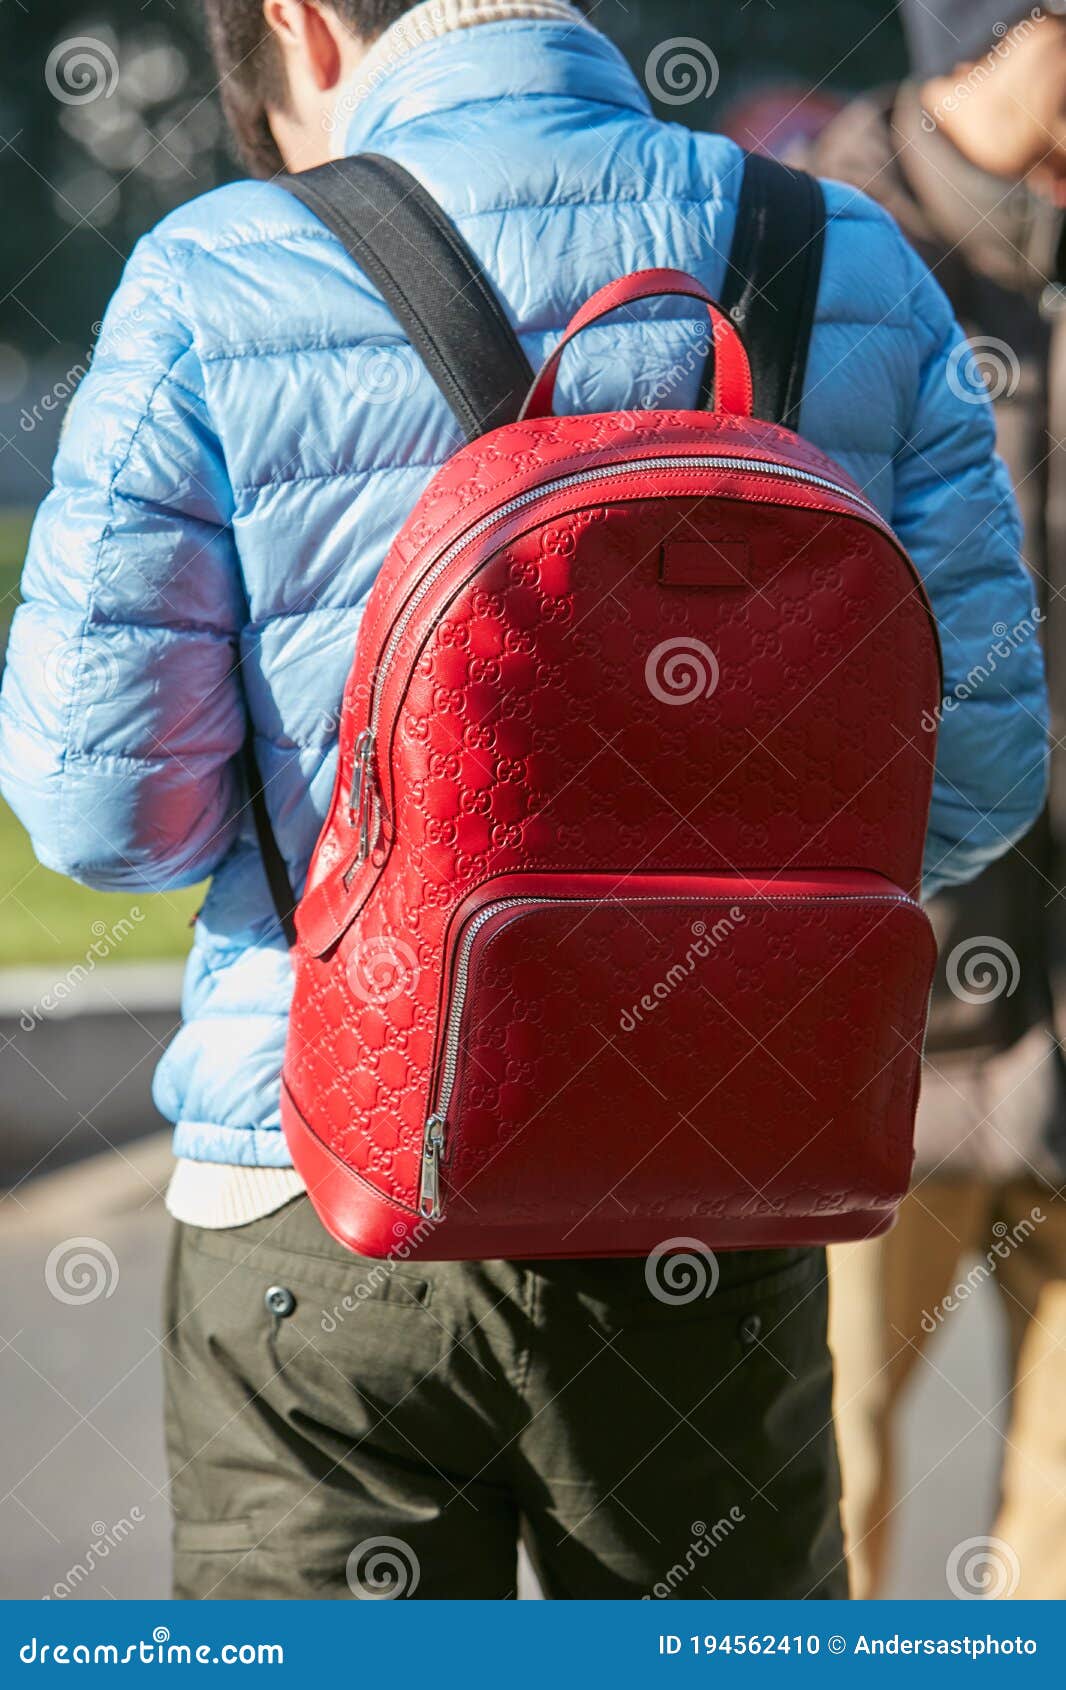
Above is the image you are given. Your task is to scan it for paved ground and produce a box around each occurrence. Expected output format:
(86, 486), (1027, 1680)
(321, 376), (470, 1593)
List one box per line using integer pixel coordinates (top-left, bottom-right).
(881, 1274), (1006, 1598)
(1, 1138), (175, 1600)
(0, 964), (183, 1186)
(0, 1139), (1006, 1601)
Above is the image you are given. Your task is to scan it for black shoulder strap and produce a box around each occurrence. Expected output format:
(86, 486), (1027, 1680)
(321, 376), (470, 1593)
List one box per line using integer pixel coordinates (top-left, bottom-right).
(243, 738), (298, 947)
(247, 153), (536, 944)
(280, 152), (534, 442)
(709, 152), (826, 428)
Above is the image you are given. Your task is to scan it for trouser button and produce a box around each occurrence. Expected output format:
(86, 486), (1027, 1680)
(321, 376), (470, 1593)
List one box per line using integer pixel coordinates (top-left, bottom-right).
(738, 1313), (762, 1346)
(265, 1285), (296, 1318)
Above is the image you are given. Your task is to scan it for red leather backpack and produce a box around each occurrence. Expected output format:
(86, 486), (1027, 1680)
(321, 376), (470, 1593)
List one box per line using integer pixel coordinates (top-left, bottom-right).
(248, 153), (940, 1260)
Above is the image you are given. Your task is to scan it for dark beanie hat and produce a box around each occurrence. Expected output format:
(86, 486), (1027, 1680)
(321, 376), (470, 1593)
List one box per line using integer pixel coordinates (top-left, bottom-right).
(902, 0), (1065, 77)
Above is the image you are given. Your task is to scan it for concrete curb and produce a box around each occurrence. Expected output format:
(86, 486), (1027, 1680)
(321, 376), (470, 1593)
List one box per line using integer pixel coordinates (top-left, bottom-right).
(1, 1131), (173, 1239)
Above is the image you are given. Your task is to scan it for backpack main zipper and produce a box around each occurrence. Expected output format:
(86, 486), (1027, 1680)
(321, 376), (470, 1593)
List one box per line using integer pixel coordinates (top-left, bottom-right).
(346, 453), (882, 881)
(417, 884), (918, 1219)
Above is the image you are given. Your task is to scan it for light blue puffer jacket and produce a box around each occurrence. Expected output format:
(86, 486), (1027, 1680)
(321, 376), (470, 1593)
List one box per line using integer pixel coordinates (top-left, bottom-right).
(0, 20), (1048, 1167)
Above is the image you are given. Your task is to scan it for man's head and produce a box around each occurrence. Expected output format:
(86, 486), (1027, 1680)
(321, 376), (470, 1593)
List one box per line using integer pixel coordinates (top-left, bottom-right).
(904, 1), (1066, 192)
(202, 1), (412, 177)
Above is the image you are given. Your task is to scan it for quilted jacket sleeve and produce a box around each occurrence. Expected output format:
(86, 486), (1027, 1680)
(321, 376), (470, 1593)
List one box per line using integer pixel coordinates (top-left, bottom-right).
(0, 230), (246, 890)
(891, 243), (1048, 899)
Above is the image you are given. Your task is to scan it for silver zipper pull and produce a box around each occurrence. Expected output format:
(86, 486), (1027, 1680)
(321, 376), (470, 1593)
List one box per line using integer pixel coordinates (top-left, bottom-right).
(419, 1114), (447, 1220)
(348, 728), (372, 819)
(347, 728), (379, 863)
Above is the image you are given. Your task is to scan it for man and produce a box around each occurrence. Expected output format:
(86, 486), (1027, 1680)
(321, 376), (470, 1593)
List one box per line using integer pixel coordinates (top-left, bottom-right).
(0, 0), (1046, 1599)
(811, 0), (1066, 1599)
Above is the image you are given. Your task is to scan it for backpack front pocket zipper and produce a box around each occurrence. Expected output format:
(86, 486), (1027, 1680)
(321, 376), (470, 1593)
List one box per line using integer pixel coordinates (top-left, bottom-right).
(416, 869), (932, 1223)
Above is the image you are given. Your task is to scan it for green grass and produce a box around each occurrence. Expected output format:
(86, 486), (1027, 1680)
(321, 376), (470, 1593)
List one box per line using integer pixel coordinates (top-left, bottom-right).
(0, 508), (202, 970)
(0, 510), (28, 639)
(0, 803), (202, 969)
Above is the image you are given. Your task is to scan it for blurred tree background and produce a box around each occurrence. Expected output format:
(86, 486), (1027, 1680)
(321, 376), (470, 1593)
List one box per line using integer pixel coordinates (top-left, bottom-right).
(1, 0), (906, 359)
(2, 6), (226, 376)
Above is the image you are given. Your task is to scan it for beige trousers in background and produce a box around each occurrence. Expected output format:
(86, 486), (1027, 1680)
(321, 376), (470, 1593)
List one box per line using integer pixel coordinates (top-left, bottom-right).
(829, 1179), (1066, 1598)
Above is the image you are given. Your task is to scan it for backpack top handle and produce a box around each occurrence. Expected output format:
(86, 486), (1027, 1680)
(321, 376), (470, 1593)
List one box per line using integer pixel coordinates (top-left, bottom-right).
(518, 267), (754, 421)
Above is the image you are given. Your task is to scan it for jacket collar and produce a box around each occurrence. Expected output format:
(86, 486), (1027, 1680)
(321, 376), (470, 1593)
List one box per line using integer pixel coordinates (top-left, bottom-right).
(329, 5), (651, 157)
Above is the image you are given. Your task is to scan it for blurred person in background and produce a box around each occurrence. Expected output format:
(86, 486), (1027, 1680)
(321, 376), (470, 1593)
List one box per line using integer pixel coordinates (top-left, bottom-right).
(812, 0), (1066, 1599)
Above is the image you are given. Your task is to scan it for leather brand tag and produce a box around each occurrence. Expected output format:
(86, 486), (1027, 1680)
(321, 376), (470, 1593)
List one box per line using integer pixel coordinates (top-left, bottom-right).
(659, 538), (751, 588)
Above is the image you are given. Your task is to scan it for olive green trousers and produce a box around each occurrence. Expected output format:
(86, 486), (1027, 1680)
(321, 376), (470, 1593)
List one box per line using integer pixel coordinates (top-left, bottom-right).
(163, 1196), (846, 1600)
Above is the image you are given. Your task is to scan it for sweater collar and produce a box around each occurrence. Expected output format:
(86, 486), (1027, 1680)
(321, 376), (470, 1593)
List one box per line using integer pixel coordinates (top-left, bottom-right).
(328, 0), (650, 157)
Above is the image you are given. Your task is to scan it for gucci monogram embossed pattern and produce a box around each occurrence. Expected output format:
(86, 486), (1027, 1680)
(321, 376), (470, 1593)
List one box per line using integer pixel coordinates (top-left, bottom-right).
(280, 407), (941, 1260)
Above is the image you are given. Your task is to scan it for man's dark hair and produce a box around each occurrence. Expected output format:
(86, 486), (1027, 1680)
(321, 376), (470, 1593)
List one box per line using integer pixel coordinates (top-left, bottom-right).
(202, 1), (415, 177)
